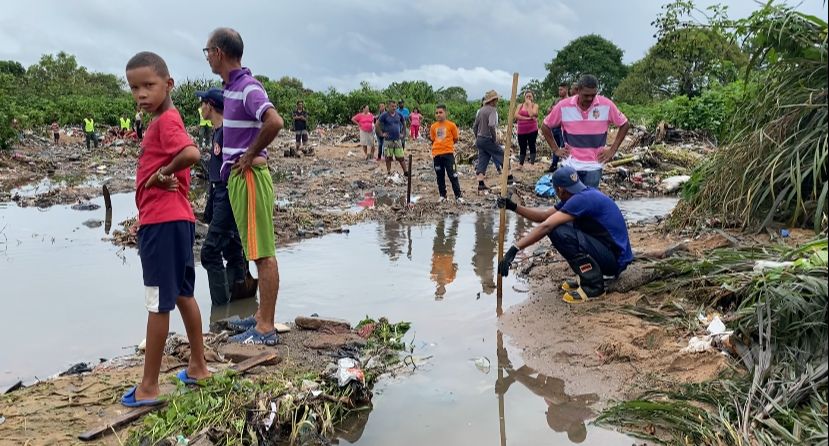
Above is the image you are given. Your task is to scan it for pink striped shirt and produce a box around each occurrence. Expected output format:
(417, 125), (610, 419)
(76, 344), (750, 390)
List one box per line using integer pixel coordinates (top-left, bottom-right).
(543, 95), (627, 171)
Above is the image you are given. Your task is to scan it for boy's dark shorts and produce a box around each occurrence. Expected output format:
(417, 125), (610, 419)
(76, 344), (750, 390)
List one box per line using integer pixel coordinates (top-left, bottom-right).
(138, 221), (196, 313)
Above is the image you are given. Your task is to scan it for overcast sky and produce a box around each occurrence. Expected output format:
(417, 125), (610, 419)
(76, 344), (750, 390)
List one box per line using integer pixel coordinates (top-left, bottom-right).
(1, 1), (825, 98)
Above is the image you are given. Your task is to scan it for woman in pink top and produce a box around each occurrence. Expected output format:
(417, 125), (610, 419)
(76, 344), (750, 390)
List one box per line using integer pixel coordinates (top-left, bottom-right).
(514, 90), (539, 170)
(409, 108), (422, 140)
(352, 105), (377, 160)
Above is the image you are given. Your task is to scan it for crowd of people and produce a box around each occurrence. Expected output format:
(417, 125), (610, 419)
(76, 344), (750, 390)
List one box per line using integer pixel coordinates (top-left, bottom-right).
(116, 26), (634, 408)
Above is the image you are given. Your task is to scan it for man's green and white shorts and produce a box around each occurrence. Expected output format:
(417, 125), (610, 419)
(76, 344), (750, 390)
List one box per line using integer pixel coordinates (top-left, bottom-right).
(384, 139), (404, 159)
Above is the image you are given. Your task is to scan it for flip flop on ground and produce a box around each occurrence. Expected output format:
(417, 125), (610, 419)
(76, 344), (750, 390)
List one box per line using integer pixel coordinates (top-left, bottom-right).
(120, 386), (163, 407)
(176, 369), (201, 385)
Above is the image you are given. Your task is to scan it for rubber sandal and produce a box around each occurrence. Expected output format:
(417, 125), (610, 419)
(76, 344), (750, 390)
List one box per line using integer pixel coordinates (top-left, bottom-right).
(226, 316), (256, 333)
(561, 278), (579, 292)
(121, 386), (163, 407)
(562, 287), (604, 304)
(176, 369), (199, 385)
(228, 327), (279, 346)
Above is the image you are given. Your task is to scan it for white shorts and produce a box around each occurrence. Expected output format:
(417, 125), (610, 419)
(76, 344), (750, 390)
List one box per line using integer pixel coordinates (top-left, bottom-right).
(359, 130), (376, 148)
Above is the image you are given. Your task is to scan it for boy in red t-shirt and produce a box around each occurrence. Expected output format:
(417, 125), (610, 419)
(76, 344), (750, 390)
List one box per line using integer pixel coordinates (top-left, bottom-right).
(121, 51), (210, 407)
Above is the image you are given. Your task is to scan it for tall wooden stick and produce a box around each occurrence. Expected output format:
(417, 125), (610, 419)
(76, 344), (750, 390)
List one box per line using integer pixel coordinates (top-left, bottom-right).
(496, 73), (520, 302)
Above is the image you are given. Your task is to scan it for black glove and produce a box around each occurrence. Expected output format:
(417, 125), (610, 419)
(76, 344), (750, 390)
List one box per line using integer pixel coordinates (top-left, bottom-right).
(498, 246), (519, 277)
(497, 196), (517, 212)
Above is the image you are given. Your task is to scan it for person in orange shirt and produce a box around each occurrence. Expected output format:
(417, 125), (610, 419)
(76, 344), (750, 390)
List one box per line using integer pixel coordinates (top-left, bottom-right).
(429, 104), (464, 203)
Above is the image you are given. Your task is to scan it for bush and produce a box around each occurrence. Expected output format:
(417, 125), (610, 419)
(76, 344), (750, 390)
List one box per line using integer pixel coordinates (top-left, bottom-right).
(618, 81), (749, 140)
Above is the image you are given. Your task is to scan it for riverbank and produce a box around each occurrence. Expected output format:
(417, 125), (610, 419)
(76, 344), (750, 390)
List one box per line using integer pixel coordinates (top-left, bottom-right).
(0, 316), (412, 445)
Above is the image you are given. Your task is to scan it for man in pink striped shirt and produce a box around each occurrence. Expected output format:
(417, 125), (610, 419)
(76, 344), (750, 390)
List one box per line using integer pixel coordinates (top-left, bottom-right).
(540, 75), (630, 188)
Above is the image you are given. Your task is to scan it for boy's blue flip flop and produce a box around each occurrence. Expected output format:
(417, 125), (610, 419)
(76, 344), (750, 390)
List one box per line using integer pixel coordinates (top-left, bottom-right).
(176, 369), (199, 385)
(121, 386), (163, 407)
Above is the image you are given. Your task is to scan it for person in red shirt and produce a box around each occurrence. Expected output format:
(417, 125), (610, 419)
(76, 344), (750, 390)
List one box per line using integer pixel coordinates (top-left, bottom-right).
(120, 51), (210, 407)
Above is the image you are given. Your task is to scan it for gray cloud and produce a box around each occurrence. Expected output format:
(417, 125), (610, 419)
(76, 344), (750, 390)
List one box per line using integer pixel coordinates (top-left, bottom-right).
(3, 0), (825, 98)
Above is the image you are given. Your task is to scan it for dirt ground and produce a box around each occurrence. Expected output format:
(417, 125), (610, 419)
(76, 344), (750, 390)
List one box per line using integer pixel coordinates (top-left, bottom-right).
(498, 225), (818, 410)
(0, 318), (378, 445)
(1, 123), (703, 249)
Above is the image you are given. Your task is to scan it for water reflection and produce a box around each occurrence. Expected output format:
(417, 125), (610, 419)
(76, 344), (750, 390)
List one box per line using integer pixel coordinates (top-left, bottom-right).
(430, 217), (459, 300)
(209, 296), (259, 325)
(472, 212), (497, 295)
(378, 220), (405, 261)
(495, 330), (599, 444)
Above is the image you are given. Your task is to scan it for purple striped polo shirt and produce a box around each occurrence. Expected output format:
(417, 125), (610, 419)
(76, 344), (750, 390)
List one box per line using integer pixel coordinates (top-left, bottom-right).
(221, 67), (274, 180)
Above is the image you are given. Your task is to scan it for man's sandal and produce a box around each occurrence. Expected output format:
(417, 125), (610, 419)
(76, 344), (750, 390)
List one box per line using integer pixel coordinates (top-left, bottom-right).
(562, 287), (604, 304)
(561, 278), (579, 291)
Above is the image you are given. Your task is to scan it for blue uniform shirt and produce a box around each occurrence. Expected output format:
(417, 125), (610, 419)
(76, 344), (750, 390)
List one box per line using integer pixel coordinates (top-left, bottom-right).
(208, 127), (223, 183)
(554, 188), (634, 270)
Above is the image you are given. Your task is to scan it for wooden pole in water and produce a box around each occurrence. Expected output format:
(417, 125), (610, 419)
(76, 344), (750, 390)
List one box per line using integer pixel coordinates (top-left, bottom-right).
(406, 153), (413, 206)
(496, 73), (519, 302)
(497, 330), (507, 446)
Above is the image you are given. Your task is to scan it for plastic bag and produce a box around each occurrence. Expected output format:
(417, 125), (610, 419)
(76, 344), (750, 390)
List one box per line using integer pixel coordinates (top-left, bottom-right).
(336, 358), (365, 386)
(534, 174), (556, 198)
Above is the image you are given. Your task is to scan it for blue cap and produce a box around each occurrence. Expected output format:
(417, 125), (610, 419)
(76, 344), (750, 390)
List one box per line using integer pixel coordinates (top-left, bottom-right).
(195, 87), (223, 110)
(552, 166), (586, 194)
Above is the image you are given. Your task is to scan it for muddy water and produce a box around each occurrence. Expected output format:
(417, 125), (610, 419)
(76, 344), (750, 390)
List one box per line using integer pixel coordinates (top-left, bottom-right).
(0, 194), (676, 445)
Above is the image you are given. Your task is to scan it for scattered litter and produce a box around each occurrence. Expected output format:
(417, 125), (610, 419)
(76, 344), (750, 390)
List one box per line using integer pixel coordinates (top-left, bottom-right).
(0, 416), (5, 425)
(753, 260), (794, 272)
(137, 338), (146, 352)
(60, 362), (93, 376)
(682, 335), (714, 353)
(780, 228), (790, 238)
(70, 202), (101, 211)
(659, 175), (691, 192)
(534, 173), (556, 197)
(263, 401), (277, 431)
(175, 434), (189, 445)
(472, 356), (491, 374)
(511, 283), (530, 293)
(335, 357), (365, 386)
(706, 316), (727, 335)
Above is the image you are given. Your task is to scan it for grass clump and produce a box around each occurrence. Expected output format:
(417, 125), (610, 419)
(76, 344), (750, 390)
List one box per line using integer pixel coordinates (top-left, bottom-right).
(597, 238), (828, 445)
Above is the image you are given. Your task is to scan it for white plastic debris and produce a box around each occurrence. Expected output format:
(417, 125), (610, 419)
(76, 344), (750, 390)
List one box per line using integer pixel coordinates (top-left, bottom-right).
(263, 401), (277, 431)
(336, 358), (365, 386)
(682, 336), (713, 353)
(473, 356), (491, 374)
(753, 260), (794, 272)
(660, 175), (691, 192)
(707, 316), (727, 335)
(137, 338), (146, 352)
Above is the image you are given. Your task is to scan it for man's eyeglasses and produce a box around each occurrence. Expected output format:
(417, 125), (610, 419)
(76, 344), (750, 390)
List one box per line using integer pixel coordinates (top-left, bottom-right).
(202, 47), (218, 57)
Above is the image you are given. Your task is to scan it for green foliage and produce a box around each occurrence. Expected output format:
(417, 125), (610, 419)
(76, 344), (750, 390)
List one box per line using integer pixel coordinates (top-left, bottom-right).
(615, 1), (747, 104)
(619, 80), (749, 139)
(0, 60), (24, 77)
(542, 34), (628, 97)
(356, 316), (412, 351)
(171, 78), (221, 126)
(674, 3), (828, 231)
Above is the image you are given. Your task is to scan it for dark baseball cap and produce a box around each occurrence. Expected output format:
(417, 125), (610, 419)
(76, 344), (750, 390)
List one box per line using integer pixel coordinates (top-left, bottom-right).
(195, 87), (224, 110)
(552, 166), (587, 194)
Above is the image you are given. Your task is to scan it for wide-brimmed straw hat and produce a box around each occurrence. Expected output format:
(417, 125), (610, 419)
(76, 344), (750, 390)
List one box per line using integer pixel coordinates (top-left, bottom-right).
(482, 90), (500, 104)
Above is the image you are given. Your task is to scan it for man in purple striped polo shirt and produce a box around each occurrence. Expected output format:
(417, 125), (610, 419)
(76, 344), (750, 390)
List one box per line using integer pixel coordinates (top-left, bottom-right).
(205, 27), (285, 345)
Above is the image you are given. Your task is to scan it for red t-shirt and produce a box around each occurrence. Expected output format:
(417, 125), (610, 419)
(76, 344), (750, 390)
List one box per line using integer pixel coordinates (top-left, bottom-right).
(135, 108), (196, 225)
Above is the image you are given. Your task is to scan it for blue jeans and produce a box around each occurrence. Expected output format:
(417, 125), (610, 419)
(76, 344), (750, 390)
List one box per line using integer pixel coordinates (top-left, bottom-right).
(577, 170), (602, 188)
(548, 222), (620, 277)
